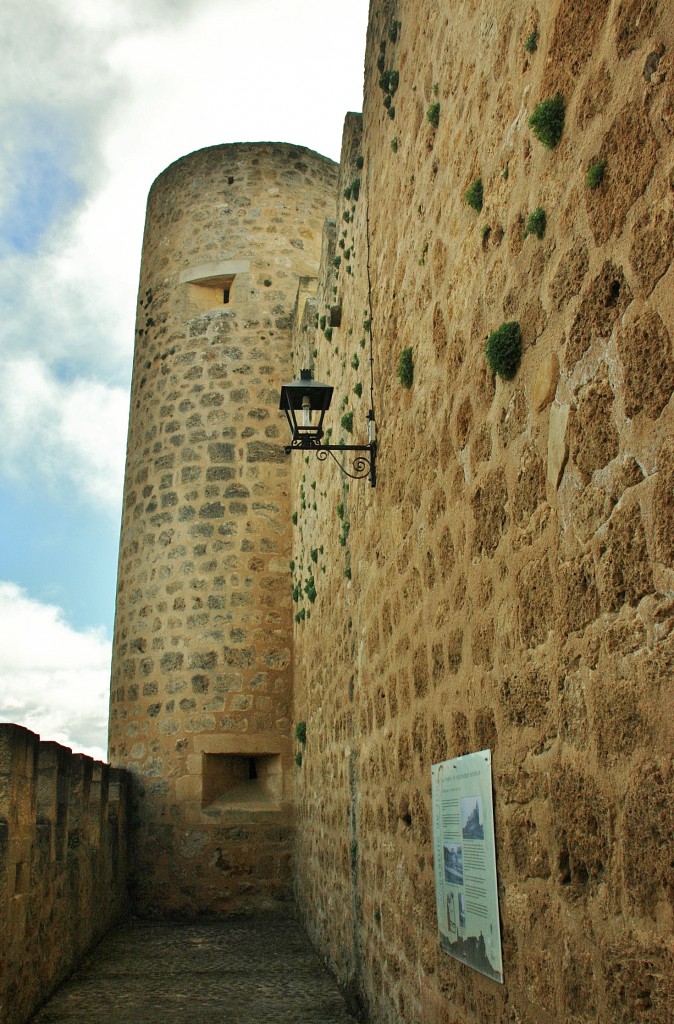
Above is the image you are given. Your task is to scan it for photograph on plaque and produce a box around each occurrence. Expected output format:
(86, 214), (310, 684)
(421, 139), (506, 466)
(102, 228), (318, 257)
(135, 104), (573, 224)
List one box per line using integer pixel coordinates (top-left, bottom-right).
(443, 843), (464, 885)
(431, 749), (503, 983)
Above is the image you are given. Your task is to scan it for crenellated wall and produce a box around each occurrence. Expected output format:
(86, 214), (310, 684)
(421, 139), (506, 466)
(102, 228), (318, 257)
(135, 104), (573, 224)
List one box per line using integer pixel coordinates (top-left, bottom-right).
(0, 724), (130, 1024)
(290, 3), (674, 1023)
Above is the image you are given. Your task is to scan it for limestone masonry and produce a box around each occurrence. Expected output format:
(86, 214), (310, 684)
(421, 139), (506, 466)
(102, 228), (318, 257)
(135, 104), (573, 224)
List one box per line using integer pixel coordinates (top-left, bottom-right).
(109, 143), (338, 916)
(2, 2), (673, 1024)
(287, 4), (673, 1022)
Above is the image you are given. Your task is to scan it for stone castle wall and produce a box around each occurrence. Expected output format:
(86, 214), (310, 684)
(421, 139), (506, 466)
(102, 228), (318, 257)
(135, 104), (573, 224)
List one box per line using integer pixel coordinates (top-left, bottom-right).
(0, 725), (130, 1024)
(290, 2), (674, 1023)
(109, 143), (338, 916)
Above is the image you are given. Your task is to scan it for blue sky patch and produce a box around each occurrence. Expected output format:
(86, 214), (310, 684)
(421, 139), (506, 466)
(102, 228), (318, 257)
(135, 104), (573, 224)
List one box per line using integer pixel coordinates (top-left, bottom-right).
(0, 147), (83, 254)
(0, 480), (118, 635)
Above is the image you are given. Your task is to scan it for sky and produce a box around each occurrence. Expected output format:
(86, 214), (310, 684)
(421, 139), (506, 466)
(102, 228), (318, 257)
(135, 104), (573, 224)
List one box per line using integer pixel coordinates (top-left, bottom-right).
(0, 0), (369, 760)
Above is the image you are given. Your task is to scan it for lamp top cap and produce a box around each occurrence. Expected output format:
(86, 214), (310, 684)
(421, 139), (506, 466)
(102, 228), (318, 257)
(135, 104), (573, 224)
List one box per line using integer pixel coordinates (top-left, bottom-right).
(279, 370), (334, 412)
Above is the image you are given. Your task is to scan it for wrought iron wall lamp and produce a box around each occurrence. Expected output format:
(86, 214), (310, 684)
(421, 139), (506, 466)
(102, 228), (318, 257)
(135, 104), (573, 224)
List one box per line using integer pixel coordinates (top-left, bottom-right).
(279, 369), (376, 486)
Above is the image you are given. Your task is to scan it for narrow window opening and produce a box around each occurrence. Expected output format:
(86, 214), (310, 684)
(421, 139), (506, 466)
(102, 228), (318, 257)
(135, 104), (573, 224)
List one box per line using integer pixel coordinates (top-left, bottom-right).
(248, 757), (258, 780)
(181, 267), (240, 314)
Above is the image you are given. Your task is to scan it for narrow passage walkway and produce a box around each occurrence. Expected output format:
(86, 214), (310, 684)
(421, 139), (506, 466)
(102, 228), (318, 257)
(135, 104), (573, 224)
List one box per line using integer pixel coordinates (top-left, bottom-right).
(30, 917), (360, 1024)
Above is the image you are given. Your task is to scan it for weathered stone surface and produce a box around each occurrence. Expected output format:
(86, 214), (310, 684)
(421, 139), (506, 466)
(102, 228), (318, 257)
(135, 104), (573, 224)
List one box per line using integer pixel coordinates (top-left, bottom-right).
(517, 558), (554, 648)
(571, 371), (619, 481)
(109, 144), (337, 918)
(616, 311), (674, 420)
(548, 242), (589, 312)
(512, 443), (546, 526)
(533, 351), (559, 412)
(547, 402), (570, 490)
(470, 467), (508, 557)
(594, 500), (654, 611)
(623, 760), (674, 915)
(564, 262), (632, 370)
(630, 204), (674, 296)
(288, 7), (673, 1024)
(653, 439), (674, 568)
(586, 103), (659, 245)
(246, 441), (286, 463)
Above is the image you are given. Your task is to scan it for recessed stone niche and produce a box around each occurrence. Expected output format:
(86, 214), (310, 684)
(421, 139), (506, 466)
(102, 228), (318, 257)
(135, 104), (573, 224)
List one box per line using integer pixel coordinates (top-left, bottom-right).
(184, 733), (292, 818)
(201, 752), (282, 809)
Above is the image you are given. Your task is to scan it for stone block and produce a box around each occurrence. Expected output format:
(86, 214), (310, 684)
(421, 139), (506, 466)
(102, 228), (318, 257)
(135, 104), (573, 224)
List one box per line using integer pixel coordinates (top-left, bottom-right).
(617, 311), (674, 420)
(533, 352), (559, 412)
(547, 402), (570, 491)
(175, 775), (202, 803)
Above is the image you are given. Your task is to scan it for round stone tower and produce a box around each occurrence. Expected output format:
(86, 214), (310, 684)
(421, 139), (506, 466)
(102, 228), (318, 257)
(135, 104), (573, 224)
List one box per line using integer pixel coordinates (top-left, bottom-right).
(109, 143), (338, 916)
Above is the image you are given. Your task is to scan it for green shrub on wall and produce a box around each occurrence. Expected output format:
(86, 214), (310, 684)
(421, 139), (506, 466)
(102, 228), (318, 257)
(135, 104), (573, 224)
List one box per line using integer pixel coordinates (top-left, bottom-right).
(427, 103), (440, 129)
(524, 207), (546, 239)
(485, 321), (522, 380)
(343, 178), (361, 201)
(341, 411), (354, 434)
(465, 178), (484, 214)
(304, 576), (317, 603)
(529, 93), (565, 149)
(397, 347), (414, 388)
(587, 159), (607, 189)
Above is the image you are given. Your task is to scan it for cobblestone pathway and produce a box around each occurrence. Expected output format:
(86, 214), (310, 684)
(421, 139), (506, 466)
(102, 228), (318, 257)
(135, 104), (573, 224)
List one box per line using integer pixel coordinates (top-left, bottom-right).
(30, 917), (360, 1024)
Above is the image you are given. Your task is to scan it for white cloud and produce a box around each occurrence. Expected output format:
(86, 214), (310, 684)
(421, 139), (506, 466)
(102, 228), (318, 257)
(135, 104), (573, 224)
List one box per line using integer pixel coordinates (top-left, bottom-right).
(0, 1), (137, 376)
(0, 355), (128, 511)
(0, 0), (368, 497)
(0, 2), (120, 208)
(0, 582), (110, 760)
(0, 0), (368, 738)
(103, 0), (367, 165)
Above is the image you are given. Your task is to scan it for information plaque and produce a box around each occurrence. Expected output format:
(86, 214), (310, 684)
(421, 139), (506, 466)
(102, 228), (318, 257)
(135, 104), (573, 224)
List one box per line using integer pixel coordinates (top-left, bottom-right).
(431, 749), (503, 983)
